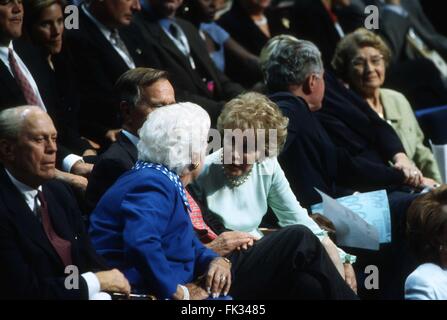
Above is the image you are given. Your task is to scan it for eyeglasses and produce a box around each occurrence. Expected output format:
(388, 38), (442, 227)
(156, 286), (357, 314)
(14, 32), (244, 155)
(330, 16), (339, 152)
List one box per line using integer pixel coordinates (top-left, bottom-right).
(0, 0), (22, 6)
(351, 55), (384, 69)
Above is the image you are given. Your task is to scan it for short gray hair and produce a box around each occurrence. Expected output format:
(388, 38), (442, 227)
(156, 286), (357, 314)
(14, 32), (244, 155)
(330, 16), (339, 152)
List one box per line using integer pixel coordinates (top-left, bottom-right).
(260, 34), (300, 74)
(264, 39), (324, 92)
(0, 106), (39, 140)
(137, 102), (211, 175)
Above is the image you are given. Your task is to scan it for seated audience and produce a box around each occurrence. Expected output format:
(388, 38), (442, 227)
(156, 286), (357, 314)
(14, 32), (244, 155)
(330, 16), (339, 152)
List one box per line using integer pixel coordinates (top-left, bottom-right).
(0, 0), (95, 191)
(90, 100), (358, 300)
(85, 68), (356, 299)
(65, 0), (161, 146)
(0, 106), (130, 299)
(179, 0), (260, 77)
(134, 0), (244, 127)
(89, 102), (233, 299)
(262, 35), (420, 299)
(405, 185), (447, 300)
(86, 67), (176, 210)
(217, 0), (290, 87)
(190, 92), (358, 293)
(291, 0), (364, 66)
(332, 28), (442, 185)
(23, 0), (99, 156)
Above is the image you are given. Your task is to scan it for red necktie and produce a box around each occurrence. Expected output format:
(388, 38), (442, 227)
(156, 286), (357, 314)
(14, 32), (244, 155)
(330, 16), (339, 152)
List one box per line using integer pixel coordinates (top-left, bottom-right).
(37, 191), (72, 267)
(8, 48), (43, 108)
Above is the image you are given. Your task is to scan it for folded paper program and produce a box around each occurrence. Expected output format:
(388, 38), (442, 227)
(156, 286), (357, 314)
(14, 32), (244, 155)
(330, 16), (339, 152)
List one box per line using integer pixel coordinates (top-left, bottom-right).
(311, 189), (391, 250)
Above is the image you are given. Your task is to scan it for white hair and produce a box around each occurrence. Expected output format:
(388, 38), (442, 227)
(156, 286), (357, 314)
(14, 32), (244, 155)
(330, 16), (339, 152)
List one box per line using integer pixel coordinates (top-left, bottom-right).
(0, 106), (42, 140)
(137, 102), (211, 175)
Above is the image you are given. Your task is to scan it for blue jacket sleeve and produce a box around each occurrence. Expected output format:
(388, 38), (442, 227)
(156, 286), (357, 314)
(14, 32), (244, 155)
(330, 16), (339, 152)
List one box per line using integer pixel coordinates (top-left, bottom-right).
(192, 236), (218, 277)
(121, 178), (180, 299)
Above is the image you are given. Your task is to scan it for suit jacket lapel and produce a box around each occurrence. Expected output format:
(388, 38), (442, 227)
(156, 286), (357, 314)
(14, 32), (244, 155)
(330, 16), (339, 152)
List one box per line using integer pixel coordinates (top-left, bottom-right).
(0, 169), (64, 267)
(117, 132), (138, 163)
(79, 8), (130, 73)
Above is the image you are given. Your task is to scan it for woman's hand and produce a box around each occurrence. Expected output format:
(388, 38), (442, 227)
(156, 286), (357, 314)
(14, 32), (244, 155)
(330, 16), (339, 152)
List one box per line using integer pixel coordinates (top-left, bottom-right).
(207, 231), (258, 256)
(393, 153), (423, 187)
(205, 257), (232, 298)
(343, 263), (357, 293)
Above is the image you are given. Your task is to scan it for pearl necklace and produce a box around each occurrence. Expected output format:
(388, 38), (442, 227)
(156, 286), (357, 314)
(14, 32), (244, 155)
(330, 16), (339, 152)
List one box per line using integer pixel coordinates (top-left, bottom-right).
(221, 151), (253, 188)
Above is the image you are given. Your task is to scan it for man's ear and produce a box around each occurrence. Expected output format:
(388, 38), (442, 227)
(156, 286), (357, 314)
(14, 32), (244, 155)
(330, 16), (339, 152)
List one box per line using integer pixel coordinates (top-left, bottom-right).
(302, 75), (315, 95)
(119, 101), (131, 116)
(0, 139), (15, 163)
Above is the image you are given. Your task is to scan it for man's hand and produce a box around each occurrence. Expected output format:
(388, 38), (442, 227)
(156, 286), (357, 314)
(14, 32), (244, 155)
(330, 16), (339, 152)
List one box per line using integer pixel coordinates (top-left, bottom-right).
(84, 138), (101, 150)
(172, 283), (209, 300)
(95, 269), (131, 295)
(343, 263), (357, 293)
(186, 283), (210, 300)
(82, 149), (97, 157)
(105, 129), (121, 143)
(205, 257), (232, 298)
(385, 0), (401, 5)
(54, 169), (88, 193)
(71, 161), (93, 178)
(393, 153), (423, 187)
(206, 231), (258, 256)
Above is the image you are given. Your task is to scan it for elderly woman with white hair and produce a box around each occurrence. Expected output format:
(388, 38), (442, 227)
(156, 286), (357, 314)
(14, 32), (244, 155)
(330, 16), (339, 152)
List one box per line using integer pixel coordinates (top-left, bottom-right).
(89, 102), (231, 300)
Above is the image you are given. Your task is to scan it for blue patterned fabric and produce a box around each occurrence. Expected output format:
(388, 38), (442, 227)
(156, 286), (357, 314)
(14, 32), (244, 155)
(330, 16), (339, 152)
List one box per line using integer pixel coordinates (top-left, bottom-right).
(133, 160), (191, 212)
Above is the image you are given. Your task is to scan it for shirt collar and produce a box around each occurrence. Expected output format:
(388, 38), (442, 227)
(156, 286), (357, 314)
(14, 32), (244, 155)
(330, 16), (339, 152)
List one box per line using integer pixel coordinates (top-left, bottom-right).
(158, 18), (175, 30)
(121, 129), (140, 147)
(0, 41), (13, 61)
(5, 169), (42, 208)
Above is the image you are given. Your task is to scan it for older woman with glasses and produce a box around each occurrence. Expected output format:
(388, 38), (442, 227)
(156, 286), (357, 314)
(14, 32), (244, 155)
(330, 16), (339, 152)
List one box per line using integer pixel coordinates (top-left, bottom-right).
(332, 28), (442, 186)
(191, 92), (359, 297)
(89, 102), (232, 300)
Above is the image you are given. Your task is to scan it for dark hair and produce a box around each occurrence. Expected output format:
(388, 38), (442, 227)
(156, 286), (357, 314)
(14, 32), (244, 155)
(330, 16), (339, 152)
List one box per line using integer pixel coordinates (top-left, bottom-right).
(114, 67), (170, 107)
(23, 0), (67, 35)
(406, 185), (447, 264)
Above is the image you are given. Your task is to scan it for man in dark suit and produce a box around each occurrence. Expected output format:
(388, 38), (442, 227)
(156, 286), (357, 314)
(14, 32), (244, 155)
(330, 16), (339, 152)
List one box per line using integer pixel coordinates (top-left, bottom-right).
(0, 0), (97, 191)
(0, 106), (130, 299)
(265, 37), (420, 299)
(65, 0), (162, 146)
(134, 0), (243, 127)
(86, 67), (176, 210)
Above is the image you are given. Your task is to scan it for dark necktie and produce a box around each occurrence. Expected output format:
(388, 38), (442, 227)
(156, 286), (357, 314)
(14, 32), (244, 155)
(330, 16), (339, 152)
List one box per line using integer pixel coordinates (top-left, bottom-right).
(8, 48), (43, 108)
(37, 191), (72, 267)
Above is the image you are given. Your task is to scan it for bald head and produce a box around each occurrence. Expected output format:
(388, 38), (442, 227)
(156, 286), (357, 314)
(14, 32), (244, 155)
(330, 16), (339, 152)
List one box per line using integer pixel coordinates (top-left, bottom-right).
(0, 106), (57, 188)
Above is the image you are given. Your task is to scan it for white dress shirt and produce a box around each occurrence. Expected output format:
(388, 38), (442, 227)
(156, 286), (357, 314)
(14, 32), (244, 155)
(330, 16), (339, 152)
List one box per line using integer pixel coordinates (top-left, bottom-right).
(5, 169), (110, 300)
(82, 4), (136, 69)
(405, 263), (447, 300)
(121, 129), (139, 147)
(0, 42), (46, 111)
